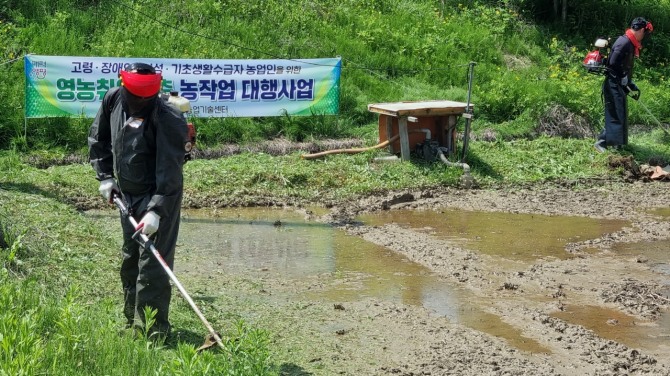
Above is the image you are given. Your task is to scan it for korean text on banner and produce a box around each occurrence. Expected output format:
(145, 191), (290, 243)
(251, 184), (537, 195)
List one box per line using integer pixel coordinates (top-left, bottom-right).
(24, 55), (341, 118)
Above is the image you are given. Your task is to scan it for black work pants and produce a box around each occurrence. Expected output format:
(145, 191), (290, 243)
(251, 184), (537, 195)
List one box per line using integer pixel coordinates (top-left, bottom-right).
(119, 192), (182, 336)
(600, 77), (628, 146)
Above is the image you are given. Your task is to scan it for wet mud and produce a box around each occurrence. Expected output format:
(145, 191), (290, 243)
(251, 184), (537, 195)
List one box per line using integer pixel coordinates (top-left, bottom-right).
(177, 181), (670, 375)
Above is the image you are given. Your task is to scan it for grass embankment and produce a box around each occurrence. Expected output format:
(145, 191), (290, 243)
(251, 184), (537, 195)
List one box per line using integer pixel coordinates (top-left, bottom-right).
(4, 0), (670, 150)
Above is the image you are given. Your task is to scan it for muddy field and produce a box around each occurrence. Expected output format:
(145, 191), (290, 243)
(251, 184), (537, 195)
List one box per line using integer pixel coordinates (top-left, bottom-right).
(201, 181), (670, 375)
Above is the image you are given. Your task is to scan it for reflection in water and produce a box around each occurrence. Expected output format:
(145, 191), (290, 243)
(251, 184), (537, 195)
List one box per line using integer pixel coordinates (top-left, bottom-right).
(83, 205), (669, 355)
(178, 208), (335, 277)
(176, 208), (548, 352)
(359, 209), (628, 262)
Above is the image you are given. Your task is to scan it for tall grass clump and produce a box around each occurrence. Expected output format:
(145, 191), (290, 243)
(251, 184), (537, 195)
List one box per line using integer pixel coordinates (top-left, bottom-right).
(0, 272), (274, 375)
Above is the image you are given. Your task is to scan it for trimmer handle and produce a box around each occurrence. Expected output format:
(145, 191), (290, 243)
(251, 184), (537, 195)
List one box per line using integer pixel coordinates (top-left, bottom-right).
(624, 84), (641, 101)
(112, 193), (136, 226)
(630, 89), (641, 101)
(111, 193), (151, 246)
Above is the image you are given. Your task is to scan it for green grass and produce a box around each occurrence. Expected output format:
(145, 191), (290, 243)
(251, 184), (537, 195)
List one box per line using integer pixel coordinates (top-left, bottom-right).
(2, 117), (670, 376)
(0, 189), (274, 376)
(5, 128), (670, 210)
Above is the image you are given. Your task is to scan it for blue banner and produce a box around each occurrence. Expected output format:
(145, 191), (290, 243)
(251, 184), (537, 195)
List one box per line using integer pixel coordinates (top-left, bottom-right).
(24, 55), (341, 118)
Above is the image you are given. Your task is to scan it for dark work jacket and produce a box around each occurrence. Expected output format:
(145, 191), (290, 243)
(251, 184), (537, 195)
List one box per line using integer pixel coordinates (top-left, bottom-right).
(607, 35), (636, 82)
(88, 87), (189, 218)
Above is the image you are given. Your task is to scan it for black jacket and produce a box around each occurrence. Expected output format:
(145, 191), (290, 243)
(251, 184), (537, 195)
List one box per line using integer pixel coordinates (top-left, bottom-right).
(88, 87), (188, 218)
(607, 35), (636, 81)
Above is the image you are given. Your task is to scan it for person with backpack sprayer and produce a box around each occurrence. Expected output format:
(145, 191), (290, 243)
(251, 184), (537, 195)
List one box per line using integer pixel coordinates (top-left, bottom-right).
(595, 17), (654, 153)
(88, 62), (193, 341)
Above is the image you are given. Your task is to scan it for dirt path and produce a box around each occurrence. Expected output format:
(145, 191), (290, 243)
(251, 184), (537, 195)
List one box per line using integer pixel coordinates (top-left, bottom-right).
(280, 181), (670, 375)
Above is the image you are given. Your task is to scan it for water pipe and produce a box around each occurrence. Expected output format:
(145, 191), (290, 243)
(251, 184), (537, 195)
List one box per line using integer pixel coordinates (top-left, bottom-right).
(437, 147), (475, 188)
(437, 147), (470, 173)
(300, 134), (402, 160)
(417, 128), (431, 141)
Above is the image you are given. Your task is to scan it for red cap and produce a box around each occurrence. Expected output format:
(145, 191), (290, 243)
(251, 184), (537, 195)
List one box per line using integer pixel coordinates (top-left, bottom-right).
(120, 70), (162, 97)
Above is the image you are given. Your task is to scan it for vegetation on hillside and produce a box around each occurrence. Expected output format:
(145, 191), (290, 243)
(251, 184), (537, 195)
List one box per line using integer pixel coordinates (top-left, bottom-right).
(1, 0), (670, 151)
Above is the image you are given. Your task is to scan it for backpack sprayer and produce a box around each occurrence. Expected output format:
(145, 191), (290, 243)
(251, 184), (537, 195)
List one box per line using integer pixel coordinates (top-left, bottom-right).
(582, 37), (610, 75)
(162, 91), (197, 162)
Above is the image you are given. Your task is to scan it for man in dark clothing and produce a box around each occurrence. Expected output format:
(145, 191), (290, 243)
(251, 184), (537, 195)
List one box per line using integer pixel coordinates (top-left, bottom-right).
(88, 62), (190, 338)
(595, 17), (653, 153)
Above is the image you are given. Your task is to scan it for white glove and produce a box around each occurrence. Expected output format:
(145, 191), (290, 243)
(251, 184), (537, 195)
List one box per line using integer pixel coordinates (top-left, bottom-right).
(621, 76), (629, 86)
(98, 178), (119, 203)
(136, 211), (160, 236)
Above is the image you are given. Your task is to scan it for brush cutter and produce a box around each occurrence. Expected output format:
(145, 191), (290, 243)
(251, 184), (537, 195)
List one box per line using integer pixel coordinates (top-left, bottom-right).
(635, 99), (670, 137)
(112, 193), (224, 351)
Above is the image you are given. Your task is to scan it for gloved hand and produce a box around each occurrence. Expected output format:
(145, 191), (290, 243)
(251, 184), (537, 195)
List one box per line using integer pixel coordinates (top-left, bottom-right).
(136, 211), (160, 236)
(625, 82), (641, 101)
(98, 178), (119, 203)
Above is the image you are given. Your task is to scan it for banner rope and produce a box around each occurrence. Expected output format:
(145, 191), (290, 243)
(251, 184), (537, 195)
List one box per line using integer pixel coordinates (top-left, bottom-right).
(0, 54), (27, 67)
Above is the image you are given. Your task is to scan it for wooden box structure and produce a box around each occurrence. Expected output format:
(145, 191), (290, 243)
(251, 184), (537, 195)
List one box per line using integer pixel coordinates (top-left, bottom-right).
(368, 100), (471, 161)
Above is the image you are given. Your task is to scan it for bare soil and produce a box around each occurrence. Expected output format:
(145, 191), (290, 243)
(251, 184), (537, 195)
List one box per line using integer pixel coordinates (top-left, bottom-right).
(258, 181), (670, 375)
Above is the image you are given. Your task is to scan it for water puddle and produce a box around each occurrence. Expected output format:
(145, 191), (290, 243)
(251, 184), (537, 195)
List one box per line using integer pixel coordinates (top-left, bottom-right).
(89, 207), (661, 354)
(647, 207), (670, 218)
(177, 208), (335, 277)
(611, 240), (670, 278)
(358, 209), (628, 262)
(552, 305), (670, 351)
(175, 208), (548, 353)
(556, 240), (670, 351)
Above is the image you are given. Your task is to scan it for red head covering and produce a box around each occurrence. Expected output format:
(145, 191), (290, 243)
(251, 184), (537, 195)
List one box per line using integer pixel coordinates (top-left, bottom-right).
(120, 69), (162, 97)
